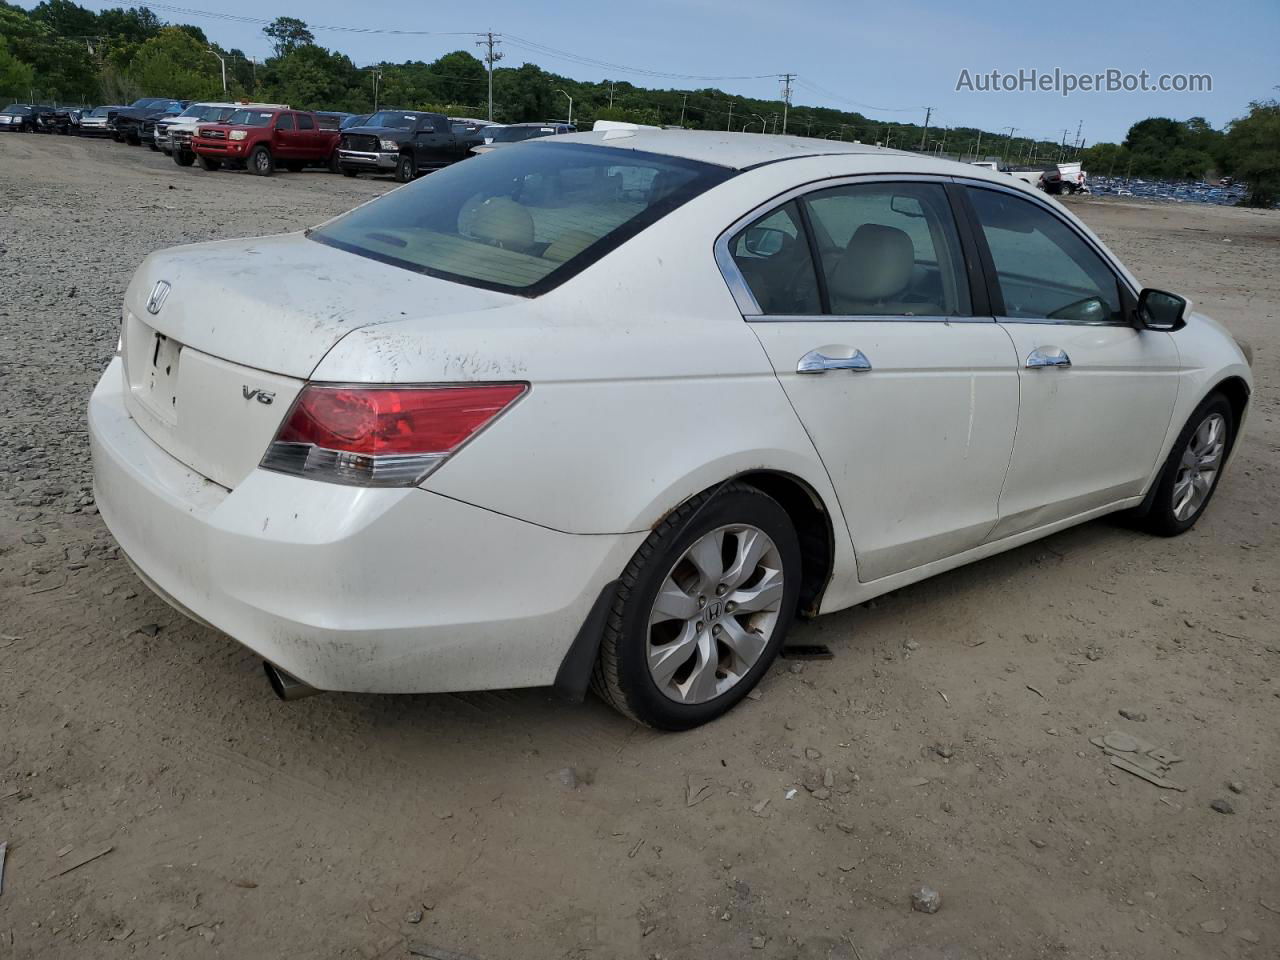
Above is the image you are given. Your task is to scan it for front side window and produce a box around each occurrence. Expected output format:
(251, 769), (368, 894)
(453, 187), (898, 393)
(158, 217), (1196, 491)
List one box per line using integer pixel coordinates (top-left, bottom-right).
(803, 182), (971, 317)
(311, 142), (730, 295)
(728, 201), (820, 315)
(967, 187), (1123, 323)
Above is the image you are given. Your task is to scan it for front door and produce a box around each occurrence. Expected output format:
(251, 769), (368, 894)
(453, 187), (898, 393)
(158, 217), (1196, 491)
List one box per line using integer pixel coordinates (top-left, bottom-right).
(961, 185), (1180, 538)
(726, 180), (1021, 582)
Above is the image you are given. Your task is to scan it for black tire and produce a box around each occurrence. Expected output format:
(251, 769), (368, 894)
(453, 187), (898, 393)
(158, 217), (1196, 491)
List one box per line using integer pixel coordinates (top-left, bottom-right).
(198, 156), (221, 172)
(148, 141), (159, 151)
(341, 167), (358, 178)
(591, 483), (802, 730)
(328, 150), (340, 174)
(1136, 393), (1235, 537)
(172, 149), (194, 167)
(249, 145), (274, 176)
(396, 153), (416, 183)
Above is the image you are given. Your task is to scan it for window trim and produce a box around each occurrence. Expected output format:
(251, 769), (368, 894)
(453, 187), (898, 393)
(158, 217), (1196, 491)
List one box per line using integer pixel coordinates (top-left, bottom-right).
(714, 173), (990, 324)
(953, 179), (1139, 328)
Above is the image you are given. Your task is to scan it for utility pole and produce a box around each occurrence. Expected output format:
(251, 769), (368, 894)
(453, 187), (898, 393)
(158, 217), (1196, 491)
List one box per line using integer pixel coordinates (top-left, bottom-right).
(475, 32), (503, 122)
(779, 73), (794, 134)
(556, 88), (573, 127)
(974, 129), (982, 160)
(726, 101), (734, 131)
(679, 93), (687, 127)
(919, 106), (932, 150)
(804, 117), (813, 136)
(1003, 126), (1016, 161)
(608, 81), (615, 107)
(1073, 119), (1082, 151)
(1059, 128), (1069, 161)
(371, 69), (382, 112)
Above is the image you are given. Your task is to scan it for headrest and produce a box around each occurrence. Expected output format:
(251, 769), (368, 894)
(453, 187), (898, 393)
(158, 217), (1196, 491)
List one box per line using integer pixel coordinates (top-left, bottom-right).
(827, 223), (915, 303)
(464, 197), (535, 251)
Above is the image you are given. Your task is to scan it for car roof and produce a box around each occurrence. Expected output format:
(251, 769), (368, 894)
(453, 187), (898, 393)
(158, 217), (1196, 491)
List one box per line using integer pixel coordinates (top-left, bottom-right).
(548, 129), (973, 172)
(542, 130), (1050, 195)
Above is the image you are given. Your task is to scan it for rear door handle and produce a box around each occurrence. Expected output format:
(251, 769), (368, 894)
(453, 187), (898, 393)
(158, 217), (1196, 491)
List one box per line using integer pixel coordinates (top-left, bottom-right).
(1025, 346), (1071, 369)
(797, 348), (872, 374)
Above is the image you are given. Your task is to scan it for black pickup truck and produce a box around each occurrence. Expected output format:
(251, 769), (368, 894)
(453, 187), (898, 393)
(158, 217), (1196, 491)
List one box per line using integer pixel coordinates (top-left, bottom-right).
(337, 109), (486, 182)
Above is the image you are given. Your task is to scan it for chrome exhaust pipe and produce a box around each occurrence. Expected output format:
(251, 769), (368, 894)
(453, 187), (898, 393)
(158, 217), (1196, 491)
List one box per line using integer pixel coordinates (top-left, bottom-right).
(264, 661), (323, 701)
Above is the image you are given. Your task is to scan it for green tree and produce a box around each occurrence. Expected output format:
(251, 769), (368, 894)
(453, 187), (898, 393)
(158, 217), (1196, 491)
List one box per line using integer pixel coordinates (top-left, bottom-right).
(427, 50), (485, 106)
(263, 16), (313, 58)
(96, 6), (162, 44)
(127, 26), (222, 99)
(1223, 99), (1280, 207)
(0, 36), (34, 99)
(258, 44), (362, 111)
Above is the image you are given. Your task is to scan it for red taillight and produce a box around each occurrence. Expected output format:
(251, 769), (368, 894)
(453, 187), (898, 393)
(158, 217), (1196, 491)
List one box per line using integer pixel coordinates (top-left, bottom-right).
(262, 383), (526, 487)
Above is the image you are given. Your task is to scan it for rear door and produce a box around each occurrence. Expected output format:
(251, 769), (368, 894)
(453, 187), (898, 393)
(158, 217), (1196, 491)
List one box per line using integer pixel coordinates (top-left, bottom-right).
(960, 184), (1180, 537)
(724, 178), (1021, 582)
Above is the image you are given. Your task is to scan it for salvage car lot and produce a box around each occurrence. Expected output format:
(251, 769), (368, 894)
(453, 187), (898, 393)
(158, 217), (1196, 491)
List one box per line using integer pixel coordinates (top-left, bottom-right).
(1, 133), (1277, 958)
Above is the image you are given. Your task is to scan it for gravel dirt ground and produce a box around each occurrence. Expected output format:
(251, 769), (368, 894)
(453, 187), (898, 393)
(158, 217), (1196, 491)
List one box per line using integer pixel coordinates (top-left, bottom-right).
(1, 134), (1277, 960)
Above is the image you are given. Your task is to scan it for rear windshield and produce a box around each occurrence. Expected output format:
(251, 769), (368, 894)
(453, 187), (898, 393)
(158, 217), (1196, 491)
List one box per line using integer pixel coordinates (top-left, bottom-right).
(365, 111), (423, 129)
(490, 126), (555, 143)
(225, 110), (274, 126)
(311, 142), (730, 296)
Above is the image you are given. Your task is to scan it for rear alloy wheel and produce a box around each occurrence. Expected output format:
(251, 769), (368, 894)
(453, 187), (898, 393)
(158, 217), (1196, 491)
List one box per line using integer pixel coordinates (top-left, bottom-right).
(396, 153), (416, 183)
(1137, 393), (1234, 536)
(593, 483), (801, 729)
(250, 145), (274, 176)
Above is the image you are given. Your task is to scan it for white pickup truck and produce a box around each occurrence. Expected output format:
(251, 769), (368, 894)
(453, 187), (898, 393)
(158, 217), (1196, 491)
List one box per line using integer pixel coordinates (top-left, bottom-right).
(971, 160), (1087, 194)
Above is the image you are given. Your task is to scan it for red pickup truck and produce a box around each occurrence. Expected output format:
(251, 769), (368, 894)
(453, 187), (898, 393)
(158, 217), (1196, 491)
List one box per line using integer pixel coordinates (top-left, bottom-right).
(192, 108), (341, 175)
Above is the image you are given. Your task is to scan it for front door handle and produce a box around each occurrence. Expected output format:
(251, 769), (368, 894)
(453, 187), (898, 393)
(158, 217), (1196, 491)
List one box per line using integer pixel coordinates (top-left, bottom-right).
(797, 348), (872, 375)
(1025, 346), (1071, 369)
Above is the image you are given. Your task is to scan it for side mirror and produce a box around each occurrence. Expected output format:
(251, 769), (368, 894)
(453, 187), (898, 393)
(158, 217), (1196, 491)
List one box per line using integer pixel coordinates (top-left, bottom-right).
(743, 226), (786, 257)
(1137, 288), (1189, 331)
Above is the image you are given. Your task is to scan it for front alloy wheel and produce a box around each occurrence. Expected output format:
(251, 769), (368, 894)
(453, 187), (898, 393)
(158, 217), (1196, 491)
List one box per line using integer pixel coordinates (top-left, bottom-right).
(1172, 412), (1226, 522)
(1136, 393), (1235, 536)
(396, 153), (416, 183)
(593, 483), (801, 729)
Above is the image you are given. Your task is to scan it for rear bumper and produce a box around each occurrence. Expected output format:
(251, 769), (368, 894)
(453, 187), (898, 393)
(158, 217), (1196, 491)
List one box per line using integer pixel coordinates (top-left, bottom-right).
(89, 358), (642, 694)
(339, 149), (398, 170)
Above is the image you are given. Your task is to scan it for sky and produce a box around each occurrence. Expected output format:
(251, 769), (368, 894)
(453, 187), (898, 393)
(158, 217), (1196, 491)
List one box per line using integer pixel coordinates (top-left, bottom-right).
(74, 0), (1280, 143)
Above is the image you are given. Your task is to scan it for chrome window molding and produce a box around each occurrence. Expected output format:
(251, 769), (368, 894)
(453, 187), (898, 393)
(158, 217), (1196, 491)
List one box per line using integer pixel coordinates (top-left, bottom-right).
(747, 313), (994, 324)
(715, 171), (1140, 329)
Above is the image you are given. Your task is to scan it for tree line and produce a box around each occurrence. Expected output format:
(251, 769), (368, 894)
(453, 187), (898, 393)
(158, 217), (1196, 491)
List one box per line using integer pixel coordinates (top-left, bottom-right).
(2, 1), (1276, 205)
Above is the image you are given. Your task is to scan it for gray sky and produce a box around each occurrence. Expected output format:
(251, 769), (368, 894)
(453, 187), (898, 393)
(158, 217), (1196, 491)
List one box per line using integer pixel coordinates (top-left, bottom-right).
(85, 0), (1278, 142)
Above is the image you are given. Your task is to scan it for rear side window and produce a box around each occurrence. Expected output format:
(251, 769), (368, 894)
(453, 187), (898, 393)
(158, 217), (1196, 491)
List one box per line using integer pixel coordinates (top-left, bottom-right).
(967, 187), (1122, 323)
(803, 182), (971, 317)
(297, 113), (314, 130)
(728, 202), (821, 315)
(431, 116), (450, 133)
(276, 113), (294, 131)
(311, 142), (731, 295)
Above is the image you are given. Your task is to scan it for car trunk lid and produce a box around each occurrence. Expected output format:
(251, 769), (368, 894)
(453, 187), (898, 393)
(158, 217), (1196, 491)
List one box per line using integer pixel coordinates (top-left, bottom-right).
(119, 232), (515, 488)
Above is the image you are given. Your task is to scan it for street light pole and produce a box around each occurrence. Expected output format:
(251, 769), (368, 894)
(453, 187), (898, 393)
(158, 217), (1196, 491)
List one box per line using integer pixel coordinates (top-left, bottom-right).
(208, 49), (226, 94)
(556, 88), (573, 127)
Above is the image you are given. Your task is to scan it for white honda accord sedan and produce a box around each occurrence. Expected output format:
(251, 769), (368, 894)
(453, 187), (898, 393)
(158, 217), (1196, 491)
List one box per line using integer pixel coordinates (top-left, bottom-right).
(89, 130), (1252, 728)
